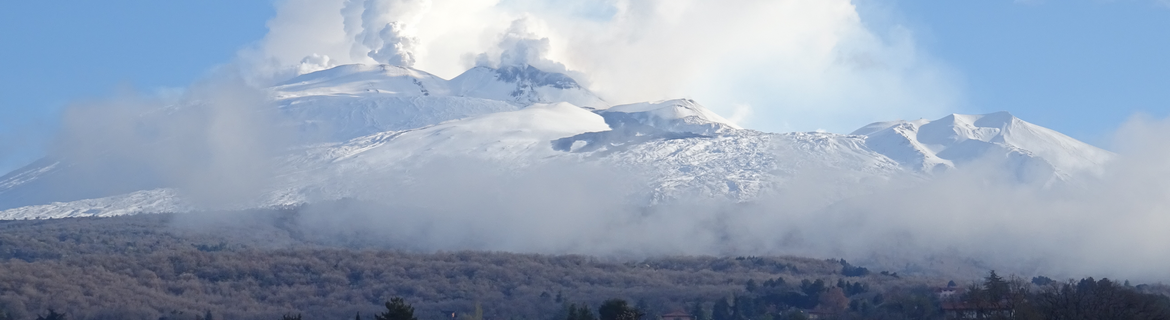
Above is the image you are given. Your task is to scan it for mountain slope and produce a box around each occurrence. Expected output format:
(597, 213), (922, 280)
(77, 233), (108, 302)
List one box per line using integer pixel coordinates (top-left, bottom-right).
(0, 66), (1115, 220)
(449, 65), (609, 110)
(275, 64), (610, 142)
(853, 112), (1113, 182)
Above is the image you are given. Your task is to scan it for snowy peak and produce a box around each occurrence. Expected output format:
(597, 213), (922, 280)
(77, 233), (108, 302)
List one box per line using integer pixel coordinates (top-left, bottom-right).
(494, 65), (583, 90)
(605, 99), (740, 128)
(855, 112), (1112, 181)
(600, 99), (741, 135)
(271, 63), (612, 142)
(551, 99), (741, 154)
(274, 64), (449, 99)
(852, 119), (950, 173)
(449, 65), (609, 109)
(916, 112), (1015, 145)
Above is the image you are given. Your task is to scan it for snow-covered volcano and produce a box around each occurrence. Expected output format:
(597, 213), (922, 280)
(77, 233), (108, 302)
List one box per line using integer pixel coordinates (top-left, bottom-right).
(0, 64), (1113, 219)
(275, 64), (607, 141)
(852, 112), (1112, 182)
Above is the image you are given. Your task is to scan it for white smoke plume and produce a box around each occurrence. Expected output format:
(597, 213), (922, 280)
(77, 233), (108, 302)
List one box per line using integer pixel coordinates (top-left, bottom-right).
(342, 0), (432, 66)
(297, 53), (336, 74)
(252, 0), (960, 133)
(475, 17), (556, 69)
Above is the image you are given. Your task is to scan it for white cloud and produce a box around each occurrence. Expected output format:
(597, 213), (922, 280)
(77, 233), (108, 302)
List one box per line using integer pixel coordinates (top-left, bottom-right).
(342, 0), (433, 66)
(250, 0), (962, 134)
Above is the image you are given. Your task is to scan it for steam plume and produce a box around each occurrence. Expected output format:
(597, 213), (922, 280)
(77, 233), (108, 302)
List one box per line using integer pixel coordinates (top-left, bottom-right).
(341, 0), (432, 66)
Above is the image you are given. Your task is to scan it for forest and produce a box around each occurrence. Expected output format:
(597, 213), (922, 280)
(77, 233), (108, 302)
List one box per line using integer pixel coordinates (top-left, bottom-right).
(0, 209), (1166, 320)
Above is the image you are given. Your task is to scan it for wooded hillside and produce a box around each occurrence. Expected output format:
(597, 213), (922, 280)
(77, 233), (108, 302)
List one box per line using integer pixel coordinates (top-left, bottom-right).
(0, 209), (918, 320)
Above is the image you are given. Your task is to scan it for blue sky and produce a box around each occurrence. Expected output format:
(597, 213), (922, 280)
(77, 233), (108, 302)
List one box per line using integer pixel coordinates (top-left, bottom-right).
(1, 0), (1168, 174)
(0, 1), (274, 173)
(875, 0), (1170, 147)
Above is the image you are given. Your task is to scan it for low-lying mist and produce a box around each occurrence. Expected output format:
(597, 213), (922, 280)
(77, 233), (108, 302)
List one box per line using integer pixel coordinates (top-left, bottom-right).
(44, 67), (292, 209)
(170, 114), (1170, 283)
(25, 66), (1170, 284)
(273, 127), (1170, 282)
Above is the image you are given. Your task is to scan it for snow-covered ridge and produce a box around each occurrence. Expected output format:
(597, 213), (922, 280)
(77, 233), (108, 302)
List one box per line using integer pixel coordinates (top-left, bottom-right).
(0, 64), (1116, 220)
(552, 99), (740, 153)
(0, 189), (185, 220)
(448, 65), (608, 109)
(274, 64), (608, 142)
(274, 64), (450, 99)
(603, 99), (740, 132)
(853, 111), (1113, 181)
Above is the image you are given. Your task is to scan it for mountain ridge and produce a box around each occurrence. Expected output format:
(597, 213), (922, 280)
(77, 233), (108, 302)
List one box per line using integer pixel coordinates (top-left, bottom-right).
(0, 63), (1112, 219)
(854, 111), (1112, 182)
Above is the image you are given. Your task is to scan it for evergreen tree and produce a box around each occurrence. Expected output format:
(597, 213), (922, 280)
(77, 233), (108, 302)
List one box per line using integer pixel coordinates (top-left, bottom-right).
(711, 298), (732, 320)
(839, 260), (869, 277)
(376, 298), (418, 320)
(567, 304), (580, 320)
(730, 296), (750, 320)
(983, 270), (1009, 300)
(576, 304), (596, 320)
(599, 299), (641, 320)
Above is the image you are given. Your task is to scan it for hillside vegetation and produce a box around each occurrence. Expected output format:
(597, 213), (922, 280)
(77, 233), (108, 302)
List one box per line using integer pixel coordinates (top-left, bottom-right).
(2, 209), (1166, 320)
(0, 209), (921, 320)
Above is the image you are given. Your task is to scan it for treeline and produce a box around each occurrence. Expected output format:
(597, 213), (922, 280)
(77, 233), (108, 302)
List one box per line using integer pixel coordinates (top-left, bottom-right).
(938, 271), (1170, 320)
(673, 269), (1170, 320)
(1, 211), (1167, 320)
(0, 211), (917, 320)
(270, 271), (1170, 320)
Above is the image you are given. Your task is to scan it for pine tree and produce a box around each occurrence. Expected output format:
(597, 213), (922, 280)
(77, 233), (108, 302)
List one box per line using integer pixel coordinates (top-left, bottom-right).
(576, 304), (596, 320)
(983, 270), (1009, 301)
(730, 296), (750, 320)
(375, 298), (418, 320)
(599, 299), (641, 320)
(567, 304), (580, 320)
(711, 298), (732, 320)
